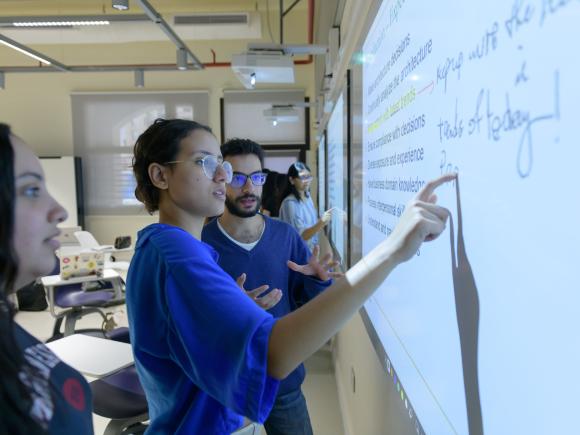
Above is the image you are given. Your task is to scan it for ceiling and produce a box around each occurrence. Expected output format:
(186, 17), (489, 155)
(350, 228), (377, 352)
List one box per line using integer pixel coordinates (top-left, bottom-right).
(0, 0), (313, 71)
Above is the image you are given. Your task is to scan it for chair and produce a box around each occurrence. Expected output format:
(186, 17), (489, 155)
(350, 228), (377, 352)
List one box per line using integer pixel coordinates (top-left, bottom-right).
(91, 329), (261, 435)
(91, 365), (149, 435)
(50, 281), (114, 340)
(41, 258), (123, 341)
(91, 327), (149, 435)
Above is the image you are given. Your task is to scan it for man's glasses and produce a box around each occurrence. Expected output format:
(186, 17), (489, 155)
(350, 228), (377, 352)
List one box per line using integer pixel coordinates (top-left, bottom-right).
(164, 154), (233, 183)
(229, 171), (267, 188)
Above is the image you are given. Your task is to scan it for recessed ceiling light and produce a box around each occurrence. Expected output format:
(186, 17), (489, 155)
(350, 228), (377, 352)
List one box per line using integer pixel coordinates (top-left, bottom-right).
(112, 0), (129, 11)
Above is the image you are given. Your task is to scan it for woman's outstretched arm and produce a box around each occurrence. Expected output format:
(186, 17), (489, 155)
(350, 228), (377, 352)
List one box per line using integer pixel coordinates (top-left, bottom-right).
(267, 174), (455, 379)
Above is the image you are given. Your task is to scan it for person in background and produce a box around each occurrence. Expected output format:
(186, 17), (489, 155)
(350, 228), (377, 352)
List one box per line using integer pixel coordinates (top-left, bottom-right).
(127, 118), (454, 434)
(279, 162), (333, 252)
(0, 123), (94, 434)
(260, 169), (278, 217)
(261, 172), (289, 218)
(273, 172), (289, 217)
(202, 138), (340, 435)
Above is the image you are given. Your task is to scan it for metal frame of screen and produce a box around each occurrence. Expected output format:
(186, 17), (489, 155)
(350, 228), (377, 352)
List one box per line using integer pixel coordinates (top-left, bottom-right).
(326, 80), (350, 270)
(317, 133), (327, 217)
(347, 0), (428, 433)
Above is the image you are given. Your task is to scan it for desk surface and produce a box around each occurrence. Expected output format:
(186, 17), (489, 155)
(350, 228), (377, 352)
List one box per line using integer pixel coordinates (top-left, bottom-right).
(40, 268), (120, 287)
(46, 334), (134, 377)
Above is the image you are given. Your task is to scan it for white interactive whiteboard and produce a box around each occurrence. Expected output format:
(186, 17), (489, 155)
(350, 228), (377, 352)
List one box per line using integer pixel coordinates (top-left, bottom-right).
(361, 1), (579, 435)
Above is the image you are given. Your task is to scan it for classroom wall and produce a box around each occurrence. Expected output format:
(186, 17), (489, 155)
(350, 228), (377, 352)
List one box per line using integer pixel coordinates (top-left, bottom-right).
(0, 7), (316, 245)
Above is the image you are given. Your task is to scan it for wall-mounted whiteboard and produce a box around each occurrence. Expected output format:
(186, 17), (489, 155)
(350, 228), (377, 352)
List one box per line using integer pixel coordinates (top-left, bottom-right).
(71, 91), (209, 215)
(360, 1), (579, 435)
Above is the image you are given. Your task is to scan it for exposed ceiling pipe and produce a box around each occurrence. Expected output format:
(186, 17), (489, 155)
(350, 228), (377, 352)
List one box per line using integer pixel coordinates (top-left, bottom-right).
(204, 0), (314, 67)
(0, 33), (69, 71)
(0, 0), (315, 72)
(297, 0), (315, 65)
(135, 0), (204, 70)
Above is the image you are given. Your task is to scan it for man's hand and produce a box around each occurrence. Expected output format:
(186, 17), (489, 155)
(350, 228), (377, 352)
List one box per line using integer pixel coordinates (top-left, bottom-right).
(287, 245), (343, 281)
(236, 273), (282, 310)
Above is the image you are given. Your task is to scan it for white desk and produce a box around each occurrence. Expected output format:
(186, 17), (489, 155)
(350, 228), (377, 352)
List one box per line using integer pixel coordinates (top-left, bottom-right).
(46, 334), (134, 378)
(41, 268), (124, 317)
(41, 269), (125, 337)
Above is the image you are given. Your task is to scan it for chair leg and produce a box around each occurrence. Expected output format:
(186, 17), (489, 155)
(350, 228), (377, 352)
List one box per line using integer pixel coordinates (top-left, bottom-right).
(52, 317), (64, 337)
(63, 307), (108, 336)
(103, 414), (149, 435)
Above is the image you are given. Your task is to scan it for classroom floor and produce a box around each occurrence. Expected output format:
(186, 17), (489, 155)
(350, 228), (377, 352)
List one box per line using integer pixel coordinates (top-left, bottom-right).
(15, 304), (345, 435)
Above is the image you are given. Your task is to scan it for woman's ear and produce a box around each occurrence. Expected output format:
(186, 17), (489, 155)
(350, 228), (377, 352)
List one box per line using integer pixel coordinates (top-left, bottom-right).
(148, 163), (169, 190)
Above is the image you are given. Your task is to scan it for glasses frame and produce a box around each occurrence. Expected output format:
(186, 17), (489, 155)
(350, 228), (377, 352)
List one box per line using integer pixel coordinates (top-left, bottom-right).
(292, 161), (312, 181)
(164, 154), (233, 183)
(293, 162), (307, 172)
(291, 162), (312, 182)
(229, 170), (268, 188)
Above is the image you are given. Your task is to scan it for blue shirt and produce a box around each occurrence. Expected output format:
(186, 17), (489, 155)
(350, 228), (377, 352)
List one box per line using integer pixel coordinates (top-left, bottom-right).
(125, 224), (279, 435)
(13, 324), (93, 434)
(279, 194), (319, 251)
(202, 216), (332, 395)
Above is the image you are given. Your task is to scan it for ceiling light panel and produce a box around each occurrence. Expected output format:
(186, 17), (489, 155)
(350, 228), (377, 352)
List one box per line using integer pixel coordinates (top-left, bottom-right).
(13, 21), (110, 27)
(0, 15), (148, 28)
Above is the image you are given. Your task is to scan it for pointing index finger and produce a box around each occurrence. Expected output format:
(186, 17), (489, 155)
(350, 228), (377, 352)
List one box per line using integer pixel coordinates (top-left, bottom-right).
(416, 173), (456, 202)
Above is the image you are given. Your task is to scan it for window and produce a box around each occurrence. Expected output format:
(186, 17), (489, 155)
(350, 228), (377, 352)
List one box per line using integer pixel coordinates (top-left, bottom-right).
(71, 92), (209, 215)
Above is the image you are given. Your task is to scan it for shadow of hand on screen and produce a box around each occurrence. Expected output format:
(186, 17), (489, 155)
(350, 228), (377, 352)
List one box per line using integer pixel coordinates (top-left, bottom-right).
(449, 177), (484, 435)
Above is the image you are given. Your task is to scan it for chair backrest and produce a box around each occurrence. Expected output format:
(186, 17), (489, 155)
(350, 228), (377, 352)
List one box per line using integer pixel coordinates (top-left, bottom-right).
(74, 231), (100, 249)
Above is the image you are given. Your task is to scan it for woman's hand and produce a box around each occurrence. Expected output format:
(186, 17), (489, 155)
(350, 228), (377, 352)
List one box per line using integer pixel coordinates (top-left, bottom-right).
(320, 208), (334, 225)
(384, 174), (456, 265)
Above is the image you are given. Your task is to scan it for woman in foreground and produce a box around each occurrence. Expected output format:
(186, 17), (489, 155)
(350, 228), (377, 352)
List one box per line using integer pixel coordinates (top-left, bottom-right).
(127, 118), (454, 434)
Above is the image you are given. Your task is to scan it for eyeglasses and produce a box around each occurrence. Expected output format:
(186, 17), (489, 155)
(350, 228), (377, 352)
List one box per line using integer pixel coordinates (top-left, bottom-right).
(293, 162), (307, 172)
(164, 154), (233, 183)
(229, 171), (267, 188)
(293, 162), (312, 181)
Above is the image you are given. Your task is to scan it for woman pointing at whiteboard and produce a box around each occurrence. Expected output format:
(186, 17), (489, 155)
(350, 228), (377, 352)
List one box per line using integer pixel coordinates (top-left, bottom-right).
(126, 118), (455, 434)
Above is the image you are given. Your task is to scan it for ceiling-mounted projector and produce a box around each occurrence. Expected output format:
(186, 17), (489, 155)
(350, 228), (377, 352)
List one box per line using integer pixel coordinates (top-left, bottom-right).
(263, 106), (300, 123)
(231, 52), (294, 89)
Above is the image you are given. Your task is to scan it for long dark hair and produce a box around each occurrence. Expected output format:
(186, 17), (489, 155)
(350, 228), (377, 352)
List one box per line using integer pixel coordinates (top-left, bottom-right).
(0, 123), (44, 434)
(261, 170), (278, 215)
(282, 162), (311, 202)
(132, 118), (213, 214)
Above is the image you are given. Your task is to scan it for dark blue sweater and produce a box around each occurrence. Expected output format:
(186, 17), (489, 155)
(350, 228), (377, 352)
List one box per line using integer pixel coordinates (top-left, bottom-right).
(202, 215), (332, 394)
